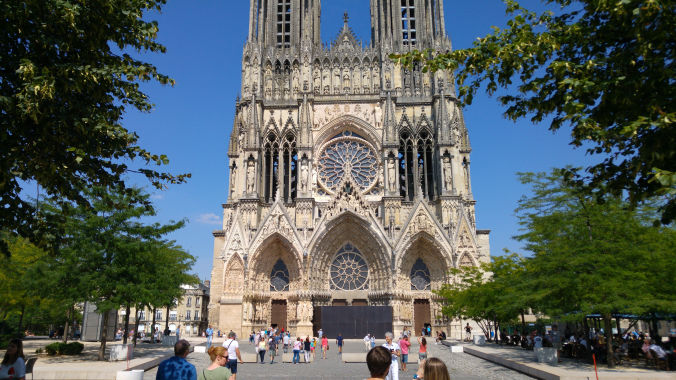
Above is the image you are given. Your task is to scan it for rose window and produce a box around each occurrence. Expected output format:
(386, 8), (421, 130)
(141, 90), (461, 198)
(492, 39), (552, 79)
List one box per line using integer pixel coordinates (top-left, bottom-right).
(410, 258), (431, 290)
(317, 132), (378, 194)
(330, 243), (369, 290)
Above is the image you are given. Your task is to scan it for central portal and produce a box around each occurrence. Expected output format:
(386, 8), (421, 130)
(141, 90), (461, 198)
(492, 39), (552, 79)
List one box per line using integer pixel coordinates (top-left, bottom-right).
(315, 306), (392, 339)
(271, 300), (287, 331)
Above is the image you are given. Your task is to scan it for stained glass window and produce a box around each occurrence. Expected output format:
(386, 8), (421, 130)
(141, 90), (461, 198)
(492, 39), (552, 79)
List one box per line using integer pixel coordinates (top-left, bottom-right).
(330, 243), (369, 290)
(317, 133), (378, 194)
(270, 259), (290, 291)
(410, 258), (431, 290)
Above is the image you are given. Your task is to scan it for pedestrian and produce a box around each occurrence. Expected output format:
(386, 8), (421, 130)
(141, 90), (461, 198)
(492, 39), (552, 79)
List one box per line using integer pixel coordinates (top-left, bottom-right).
(321, 335), (329, 359)
(0, 338), (25, 380)
(417, 336), (428, 363)
(257, 336), (267, 363)
(293, 337), (302, 364)
(198, 346), (232, 380)
(381, 332), (400, 380)
(205, 325), (214, 349)
(398, 335), (410, 372)
(426, 325), (431, 337)
(370, 334), (376, 349)
(336, 333), (344, 354)
(268, 336), (278, 364)
(283, 332), (290, 353)
(311, 337), (317, 359)
(303, 337), (312, 363)
(415, 357), (450, 380)
(366, 346), (391, 380)
(176, 325), (181, 340)
(464, 323), (472, 341)
(156, 340), (196, 380)
(318, 328), (323, 340)
(364, 334), (372, 351)
(222, 331), (244, 380)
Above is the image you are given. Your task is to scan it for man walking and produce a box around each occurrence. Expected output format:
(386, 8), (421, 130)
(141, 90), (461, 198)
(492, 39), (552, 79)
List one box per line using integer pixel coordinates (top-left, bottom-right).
(223, 331), (244, 380)
(206, 325), (214, 349)
(156, 340), (196, 380)
(381, 332), (400, 380)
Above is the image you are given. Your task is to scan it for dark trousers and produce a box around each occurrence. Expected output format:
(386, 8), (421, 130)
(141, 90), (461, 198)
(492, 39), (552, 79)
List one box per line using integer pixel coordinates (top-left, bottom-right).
(258, 349), (266, 363)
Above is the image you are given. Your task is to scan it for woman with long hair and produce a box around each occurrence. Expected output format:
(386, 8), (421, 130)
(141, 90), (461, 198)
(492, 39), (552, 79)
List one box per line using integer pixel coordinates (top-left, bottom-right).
(303, 336), (311, 363)
(417, 336), (428, 362)
(415, 357), (450, 380)
(0, 339), (26, 380)
(197, 346), (232, 380)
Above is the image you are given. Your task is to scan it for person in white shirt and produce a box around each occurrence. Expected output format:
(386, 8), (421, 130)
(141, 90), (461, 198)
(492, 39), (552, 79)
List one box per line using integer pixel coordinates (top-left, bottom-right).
(381, 332), (400, 380)
(364, 334), (372, 351)
(283, 333), (290, 353)
(223, 331), (244, 379)
(0, 339), (25, 380)
(649, 343), (667, 359)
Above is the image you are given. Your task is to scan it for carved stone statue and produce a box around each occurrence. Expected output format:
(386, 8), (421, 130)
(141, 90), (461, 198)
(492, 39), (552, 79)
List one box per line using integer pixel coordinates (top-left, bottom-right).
(442, 156), (452, 191)
(300, 159), (309, 192)
(246, 160), (255, 194)
(230, 163), (237, 197)
(374, 104), (383, 129)
(387, 157), (397, 192)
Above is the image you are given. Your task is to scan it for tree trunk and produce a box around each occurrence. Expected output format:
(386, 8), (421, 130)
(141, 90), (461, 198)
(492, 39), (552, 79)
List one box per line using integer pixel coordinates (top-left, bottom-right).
(123, 304), (130, 344)
(62, 306), (70, 343)
(521, 311), (526, 335)
(98, 310), (109, 361)
(132, 307), (139, 348)
(603, 313), (615, 368)
(615, 316), (621, 336)
(583, 317), (590, 341)
(165, 305), (170, 332)
(151, 307), (157, 343)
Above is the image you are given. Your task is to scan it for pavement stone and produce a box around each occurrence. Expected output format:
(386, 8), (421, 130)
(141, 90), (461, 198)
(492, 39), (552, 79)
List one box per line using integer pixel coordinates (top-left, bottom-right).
(143, 339), (536, 380)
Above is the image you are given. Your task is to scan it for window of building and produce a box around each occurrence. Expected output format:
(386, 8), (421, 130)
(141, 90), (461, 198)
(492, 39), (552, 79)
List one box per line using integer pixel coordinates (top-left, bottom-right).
(330, 243), (369, 291)
(194, 311), (199, 321)
(186, 297), (192, 307)
(270, 259), (290, 291)
(263, 132), (297, 203)
(401, 0), (416, 45)
(138, 310), (145, 321)
(317, 132), (378, 194)
(169, 311), (176, 321)
(186, 310), (191, 321)
(195, 297), (200, 307)
(276, 0), (291, 48)
(155, 310), (163, 320)
(410, 258), (431, 290)
(399, 127), (436, 200)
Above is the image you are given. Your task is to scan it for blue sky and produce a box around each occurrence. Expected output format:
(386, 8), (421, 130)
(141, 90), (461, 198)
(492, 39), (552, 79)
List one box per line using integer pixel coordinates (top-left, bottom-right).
(122, 1), (593, 280)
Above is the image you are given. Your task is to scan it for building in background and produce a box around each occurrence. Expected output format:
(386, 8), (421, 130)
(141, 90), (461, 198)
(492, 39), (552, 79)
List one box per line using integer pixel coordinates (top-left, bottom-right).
(117, 281), (210, 337)
(209, 0), (490, 339)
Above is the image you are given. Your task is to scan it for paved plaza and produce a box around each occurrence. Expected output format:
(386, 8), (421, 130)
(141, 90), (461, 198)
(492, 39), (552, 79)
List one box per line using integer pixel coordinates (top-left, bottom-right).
(144, 338), (535, 380)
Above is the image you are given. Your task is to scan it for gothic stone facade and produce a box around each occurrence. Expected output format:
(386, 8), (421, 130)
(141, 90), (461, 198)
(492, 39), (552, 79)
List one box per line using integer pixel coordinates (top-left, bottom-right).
(209, 0), (490, 339)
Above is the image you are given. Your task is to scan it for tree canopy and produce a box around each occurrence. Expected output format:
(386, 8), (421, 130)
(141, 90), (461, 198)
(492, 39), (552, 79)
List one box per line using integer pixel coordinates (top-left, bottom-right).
(391, 0), (675, 223)
(437, 169), (676, 367)
(0, 0), (189, 255)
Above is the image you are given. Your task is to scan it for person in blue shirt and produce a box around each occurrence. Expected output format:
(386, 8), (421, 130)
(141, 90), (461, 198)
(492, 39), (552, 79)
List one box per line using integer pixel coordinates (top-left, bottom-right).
(336, 333), (344, 354)
(156, 340), (197, 380)
(205, 325), (214, 349)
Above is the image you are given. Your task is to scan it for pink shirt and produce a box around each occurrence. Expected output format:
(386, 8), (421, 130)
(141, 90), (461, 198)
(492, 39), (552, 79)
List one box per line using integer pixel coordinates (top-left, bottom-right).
(399, 339), (410, 354)
(321, 337), (328, 347)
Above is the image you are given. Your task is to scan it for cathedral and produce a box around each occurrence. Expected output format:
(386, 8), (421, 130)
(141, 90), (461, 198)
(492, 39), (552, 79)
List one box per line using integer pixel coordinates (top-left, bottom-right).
(209, 0), (490, 339)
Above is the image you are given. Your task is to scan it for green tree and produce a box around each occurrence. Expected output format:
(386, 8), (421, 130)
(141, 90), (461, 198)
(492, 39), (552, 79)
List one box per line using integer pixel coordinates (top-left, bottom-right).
(514, 170), (676, 367)
(43, 187), (195, 359)
(0, 0), (190, 255)
(437, 253), (528, 340)
(392, 0), (675, 223)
